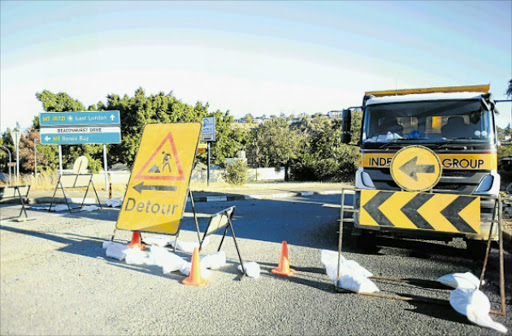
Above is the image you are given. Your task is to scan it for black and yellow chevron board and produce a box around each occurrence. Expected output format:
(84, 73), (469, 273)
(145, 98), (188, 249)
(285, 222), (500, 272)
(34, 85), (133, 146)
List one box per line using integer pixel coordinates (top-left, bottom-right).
(360, 190), (480, 234)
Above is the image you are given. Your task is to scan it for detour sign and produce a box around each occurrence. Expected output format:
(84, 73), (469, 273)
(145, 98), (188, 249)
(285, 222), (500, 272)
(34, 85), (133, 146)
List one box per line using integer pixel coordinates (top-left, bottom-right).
(116, 123), (201, 234)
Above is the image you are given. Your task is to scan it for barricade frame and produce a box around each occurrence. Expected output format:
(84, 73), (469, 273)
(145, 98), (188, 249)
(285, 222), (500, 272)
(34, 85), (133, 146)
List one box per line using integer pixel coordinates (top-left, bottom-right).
(0, 184), (33, 221)
(49, 174), (102, 213)
(197, 206), (247, 278)
(338, 187), (506, 316)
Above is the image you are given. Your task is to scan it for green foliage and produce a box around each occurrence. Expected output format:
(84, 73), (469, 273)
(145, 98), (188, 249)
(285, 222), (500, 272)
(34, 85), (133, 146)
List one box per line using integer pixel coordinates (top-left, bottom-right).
(225, 159), (249, 185)
(247, 117), (302, 171)
(289, 114), (359, 182)
(33, 90), (103, 173)
(28, 88), (235, 171)
(243, 114), (254, 123)
(3, 87), (361, 183)
(36, 90), (85, 112)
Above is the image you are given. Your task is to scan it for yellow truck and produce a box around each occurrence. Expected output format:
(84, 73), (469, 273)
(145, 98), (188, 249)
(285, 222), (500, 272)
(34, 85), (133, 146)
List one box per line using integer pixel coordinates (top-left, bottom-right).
(341, 84), (501, 252)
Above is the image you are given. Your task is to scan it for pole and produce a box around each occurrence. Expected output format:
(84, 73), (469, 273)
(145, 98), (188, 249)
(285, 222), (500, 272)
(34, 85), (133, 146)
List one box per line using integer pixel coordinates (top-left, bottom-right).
(58, 145), (63, 175)
(103, 144), (109, 192)
(207, 142), (211, 186)
(34, 139), (37, 176)
(16, 137), (19, 184)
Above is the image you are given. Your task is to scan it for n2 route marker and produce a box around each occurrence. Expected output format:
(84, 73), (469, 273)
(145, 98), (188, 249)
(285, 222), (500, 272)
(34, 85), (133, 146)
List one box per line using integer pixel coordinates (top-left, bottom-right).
(116, 123), (201, 235)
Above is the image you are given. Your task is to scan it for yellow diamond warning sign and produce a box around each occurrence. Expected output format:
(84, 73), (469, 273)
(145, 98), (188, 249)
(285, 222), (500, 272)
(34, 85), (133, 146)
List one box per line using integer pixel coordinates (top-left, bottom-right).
(116, 123), (201, 234)
(390, 145), (442, 192)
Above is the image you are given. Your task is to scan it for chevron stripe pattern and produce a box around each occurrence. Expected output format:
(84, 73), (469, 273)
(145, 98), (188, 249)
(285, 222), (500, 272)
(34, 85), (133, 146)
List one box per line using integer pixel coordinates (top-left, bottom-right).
(360, 190), (480, 234)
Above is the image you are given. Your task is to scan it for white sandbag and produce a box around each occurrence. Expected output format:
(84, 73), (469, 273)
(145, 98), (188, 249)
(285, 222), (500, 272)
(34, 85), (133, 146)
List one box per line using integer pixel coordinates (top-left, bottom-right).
(320, 249), (346, 267)
(450, 288), (507, 334)
(438, 272), (483, 289)
(201, 251), (226, 269)
(106, 198), (122, 207)
(48, 204), (68, 212)
(143, 235), (172, 247)
(238, 261), (261, 279)
(179, 262), (211, 279)
(335, 273), (379, 293)
(102, 241), (115, 249)
(105, 242), (130, 260)
(325, 259), (373, 281)
(170, 236), (210, 253)
(80, 205), (99, 212)
(124, 248), (154, 265)
(150, 245), (185, 274)
(344, 260), (373, 278)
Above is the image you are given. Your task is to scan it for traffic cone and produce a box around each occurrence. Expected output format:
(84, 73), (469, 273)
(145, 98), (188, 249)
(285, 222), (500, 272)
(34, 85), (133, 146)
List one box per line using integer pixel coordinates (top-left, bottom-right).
(127, 231), (146, 250)
(272, 241), (295, 276)
(182, 248), (208, 287)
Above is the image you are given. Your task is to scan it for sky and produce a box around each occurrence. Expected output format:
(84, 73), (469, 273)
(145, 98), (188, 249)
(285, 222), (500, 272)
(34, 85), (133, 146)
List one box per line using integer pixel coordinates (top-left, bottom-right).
(1, 0), (511, 133)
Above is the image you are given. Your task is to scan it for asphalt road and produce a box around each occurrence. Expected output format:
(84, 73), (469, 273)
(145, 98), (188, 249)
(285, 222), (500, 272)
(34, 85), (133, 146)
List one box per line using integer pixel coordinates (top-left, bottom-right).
(1, 194), (510, 335)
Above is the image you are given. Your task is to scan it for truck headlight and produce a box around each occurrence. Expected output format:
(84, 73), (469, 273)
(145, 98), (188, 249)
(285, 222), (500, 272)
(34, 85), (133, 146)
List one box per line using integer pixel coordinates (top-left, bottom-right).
(474, 173), (500, 195)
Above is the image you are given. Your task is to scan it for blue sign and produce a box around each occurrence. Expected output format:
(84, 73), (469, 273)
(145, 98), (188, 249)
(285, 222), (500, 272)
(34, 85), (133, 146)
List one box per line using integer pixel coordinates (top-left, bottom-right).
(40, 111), (121, 145)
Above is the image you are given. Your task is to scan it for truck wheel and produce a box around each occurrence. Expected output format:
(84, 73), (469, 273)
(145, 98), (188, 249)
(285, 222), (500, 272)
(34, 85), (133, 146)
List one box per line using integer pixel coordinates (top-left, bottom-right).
(465, 239), (488, 259)
(357, 231), (379, 252)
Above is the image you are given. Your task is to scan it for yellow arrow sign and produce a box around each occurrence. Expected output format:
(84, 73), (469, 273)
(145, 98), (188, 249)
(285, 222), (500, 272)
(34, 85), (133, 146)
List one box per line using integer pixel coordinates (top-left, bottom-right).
(390, 145), (442, 192)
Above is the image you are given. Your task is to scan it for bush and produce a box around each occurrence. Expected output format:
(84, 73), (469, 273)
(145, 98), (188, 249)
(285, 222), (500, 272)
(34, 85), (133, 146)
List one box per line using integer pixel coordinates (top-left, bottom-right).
(290, 146), (358, 182)
(225, 159), (249, 185)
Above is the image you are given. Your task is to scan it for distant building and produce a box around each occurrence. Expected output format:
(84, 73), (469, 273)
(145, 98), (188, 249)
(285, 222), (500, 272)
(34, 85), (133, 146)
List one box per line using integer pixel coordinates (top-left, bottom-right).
(327, 110), (343, 119)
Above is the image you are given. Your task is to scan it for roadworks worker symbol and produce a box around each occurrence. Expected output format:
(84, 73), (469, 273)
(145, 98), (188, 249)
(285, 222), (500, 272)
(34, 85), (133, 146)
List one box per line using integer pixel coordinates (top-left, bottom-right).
(390, 145), (442, 192)
(134, 132), (185, 181)
(360, 190), (480, 234)
(116, 123), (201, 234)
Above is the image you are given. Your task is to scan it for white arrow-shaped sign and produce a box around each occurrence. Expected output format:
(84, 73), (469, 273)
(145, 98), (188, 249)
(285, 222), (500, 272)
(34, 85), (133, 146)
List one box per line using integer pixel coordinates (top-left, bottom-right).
(45, 136), (50, 141)
(110, 114), (115, 121)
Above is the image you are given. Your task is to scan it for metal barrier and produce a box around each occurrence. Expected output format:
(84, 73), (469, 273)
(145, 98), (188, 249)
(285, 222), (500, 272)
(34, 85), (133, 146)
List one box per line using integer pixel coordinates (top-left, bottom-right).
(0, 184), (33, 221)
(338, 187), (506, 316)
(49, 174), (102, 213)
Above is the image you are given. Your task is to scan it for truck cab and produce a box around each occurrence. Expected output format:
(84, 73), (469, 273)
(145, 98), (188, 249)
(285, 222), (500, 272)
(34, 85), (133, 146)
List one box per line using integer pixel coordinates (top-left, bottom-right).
(342, 85), (500, 246)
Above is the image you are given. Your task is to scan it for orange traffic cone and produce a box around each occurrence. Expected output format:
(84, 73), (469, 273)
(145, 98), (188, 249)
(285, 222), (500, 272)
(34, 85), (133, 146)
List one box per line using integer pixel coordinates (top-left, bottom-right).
(182, 248), (209, 287)
(127, 231), (146, 250)
(272, 241), (295, 276)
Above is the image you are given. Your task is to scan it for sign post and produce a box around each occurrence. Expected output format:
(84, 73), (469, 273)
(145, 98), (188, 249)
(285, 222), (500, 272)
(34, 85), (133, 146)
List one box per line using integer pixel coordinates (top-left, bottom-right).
(40, 111), (121, 190)
(11, 132), (20, 184)
(202, 117), (216, 186)
(116, 123), (201, 234)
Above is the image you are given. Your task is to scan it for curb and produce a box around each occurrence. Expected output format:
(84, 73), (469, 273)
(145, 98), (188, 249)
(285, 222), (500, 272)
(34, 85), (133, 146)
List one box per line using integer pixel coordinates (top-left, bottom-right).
(1, 189), (345, 206)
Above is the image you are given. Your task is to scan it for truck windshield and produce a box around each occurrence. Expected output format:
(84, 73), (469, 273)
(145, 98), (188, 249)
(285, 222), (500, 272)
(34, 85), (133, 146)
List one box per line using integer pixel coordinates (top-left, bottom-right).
(362, 99), (493, 144)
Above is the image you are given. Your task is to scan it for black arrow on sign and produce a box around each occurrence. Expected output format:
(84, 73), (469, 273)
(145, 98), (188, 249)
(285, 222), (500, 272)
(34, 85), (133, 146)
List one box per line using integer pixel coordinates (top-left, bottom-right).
(399, 156), (435, 181)
(440, 196), (477, 234)
(400, 193), (435, 230)
(133, 182), (177, 194)
(362, 191), (395, 227)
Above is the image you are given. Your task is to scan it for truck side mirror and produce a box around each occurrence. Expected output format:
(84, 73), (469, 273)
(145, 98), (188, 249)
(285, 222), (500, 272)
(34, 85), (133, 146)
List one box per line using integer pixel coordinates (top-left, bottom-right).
(341, 109), (352, 144)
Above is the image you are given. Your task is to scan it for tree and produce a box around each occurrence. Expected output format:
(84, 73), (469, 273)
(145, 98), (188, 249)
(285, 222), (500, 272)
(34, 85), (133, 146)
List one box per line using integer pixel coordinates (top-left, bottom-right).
(36, 90), (85, 112)
(247, 117), (302, 180)
(289, 113), (359, 182)
(243, 114), (254, 124)
(95, 88), (236, 168)
(506, 79), (512, 97)
(35, 90), (103, 172)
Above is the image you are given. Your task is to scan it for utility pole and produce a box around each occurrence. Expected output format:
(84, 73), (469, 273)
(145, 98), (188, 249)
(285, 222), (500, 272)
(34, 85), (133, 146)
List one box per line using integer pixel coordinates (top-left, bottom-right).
(34, 138), (37, 176)
(11, 131), (21, 184)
